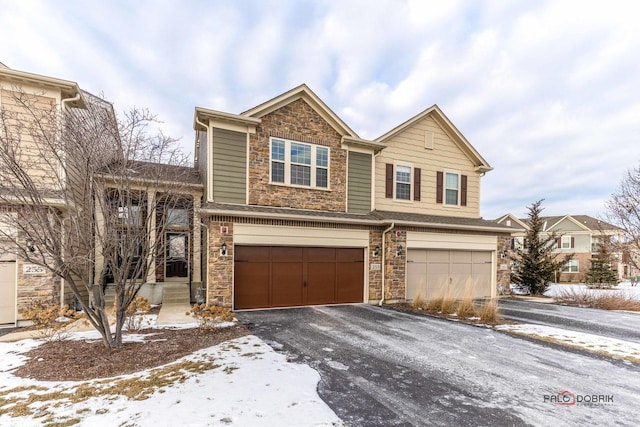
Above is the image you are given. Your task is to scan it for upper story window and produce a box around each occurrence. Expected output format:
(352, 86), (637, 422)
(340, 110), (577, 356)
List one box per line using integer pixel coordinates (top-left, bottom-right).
(559, 235), (574, 249)
(117, 205), (141, 226)
(270, 138), (329, 189)
(445, 173), (459, 205)
(436, 171), (467, 206)
(395, 165), (412, 200)
(166, 208), (188, 227)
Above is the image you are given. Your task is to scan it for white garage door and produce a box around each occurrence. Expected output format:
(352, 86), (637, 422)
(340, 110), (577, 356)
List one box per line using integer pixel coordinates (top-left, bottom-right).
(0, 261), (17, 324)
(407, 249), (492, 300)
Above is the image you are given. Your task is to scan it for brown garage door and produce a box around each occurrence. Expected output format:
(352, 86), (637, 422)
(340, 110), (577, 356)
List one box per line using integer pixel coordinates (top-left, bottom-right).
(234, 246), (364, 309)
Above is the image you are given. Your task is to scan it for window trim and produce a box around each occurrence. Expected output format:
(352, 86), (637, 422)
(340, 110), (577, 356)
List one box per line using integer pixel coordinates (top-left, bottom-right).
(562, 259), (579, 273)
(269, 137), (330, 190)
(561, 235), (572, 249)
(444, 171), (461, 206)
(394, 162), (413, 202)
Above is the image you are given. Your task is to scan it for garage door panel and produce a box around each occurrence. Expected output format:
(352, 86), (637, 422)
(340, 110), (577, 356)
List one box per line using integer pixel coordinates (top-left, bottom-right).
(271, 262), (303, 307)
(235, 246), (269, 262)
(307, 247), (336, 262)
(451, 251), (472, 263)
(427, 250), (450, 263)
(408, 250), (426, 263)
(337, 261), (364, 303)
(307, 262), (336, 305)
(0, 262), (17, 324)
(234, 262), (269, 309)
(337, 248), (363, 262)
(271, 247), (303, 262)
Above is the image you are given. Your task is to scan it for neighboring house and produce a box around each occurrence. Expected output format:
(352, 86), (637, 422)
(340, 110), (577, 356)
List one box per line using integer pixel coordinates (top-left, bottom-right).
(496, 214), (624, 283)
(194, 85), (515, 309)
(0, 64), (91, 325)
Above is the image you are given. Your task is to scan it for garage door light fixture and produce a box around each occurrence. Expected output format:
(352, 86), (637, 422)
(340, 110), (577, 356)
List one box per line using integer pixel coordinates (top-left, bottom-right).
(220, 242), (227, 256)
(26, 238), (36, 253)
(396, 244), (403, 258)
(373, 245), (380, 257)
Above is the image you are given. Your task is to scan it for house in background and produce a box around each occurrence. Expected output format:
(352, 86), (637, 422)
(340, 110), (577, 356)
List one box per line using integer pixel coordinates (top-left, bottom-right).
(195, 84), (516, 309)
(496, 214), (624, 283)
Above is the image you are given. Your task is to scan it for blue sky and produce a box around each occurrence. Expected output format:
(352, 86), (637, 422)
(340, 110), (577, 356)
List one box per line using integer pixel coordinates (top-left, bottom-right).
(2, 0), (639, 219)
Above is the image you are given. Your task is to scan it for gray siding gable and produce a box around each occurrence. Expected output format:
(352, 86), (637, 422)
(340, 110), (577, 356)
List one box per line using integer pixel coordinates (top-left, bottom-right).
(212, 128), (246, 204)
(348, 151), (372, 213)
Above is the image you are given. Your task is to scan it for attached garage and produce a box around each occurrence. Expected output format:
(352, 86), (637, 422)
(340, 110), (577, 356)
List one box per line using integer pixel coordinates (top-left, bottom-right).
(0, 261), (17, 325)
(405, 231), (497, 301)
(234, 246), (364, 309)
(407, 249), (492, 300)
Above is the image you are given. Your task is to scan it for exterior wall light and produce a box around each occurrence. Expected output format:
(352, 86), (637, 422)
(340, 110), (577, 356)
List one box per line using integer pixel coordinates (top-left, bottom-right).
(396, 244), (403, 258)
(26, 238), (36, 252)
(373, 245), (380, 257)
(220, 242), (227, 256)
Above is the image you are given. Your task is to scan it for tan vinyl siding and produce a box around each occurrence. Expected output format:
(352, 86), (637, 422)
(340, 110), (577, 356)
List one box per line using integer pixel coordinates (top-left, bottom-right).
(212, 128), (246, 204)
(347, 151), (372, 213)
(375, 115), (481, 217)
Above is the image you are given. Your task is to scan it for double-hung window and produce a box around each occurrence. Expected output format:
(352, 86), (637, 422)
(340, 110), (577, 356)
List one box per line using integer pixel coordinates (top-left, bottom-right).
(562, 259), (579, 273)
(445, 172), (459, 205)
(395, 165), (411, 200)
(270, 138), (329, 189)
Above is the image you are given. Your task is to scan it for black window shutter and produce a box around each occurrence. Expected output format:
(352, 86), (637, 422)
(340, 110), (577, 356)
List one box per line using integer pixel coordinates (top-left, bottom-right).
(413, 168), (421, 201)
(436, 171), (443, 203)
(385, 164), (393, 198)
(461, 175), (468, 206)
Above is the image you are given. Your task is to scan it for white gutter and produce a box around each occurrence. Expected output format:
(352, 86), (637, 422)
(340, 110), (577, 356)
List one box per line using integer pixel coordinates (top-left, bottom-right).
(379, 222), (394, 306)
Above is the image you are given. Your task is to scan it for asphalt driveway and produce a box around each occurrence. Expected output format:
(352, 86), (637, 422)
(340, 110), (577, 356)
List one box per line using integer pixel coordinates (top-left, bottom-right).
(238, 304), (640, 427)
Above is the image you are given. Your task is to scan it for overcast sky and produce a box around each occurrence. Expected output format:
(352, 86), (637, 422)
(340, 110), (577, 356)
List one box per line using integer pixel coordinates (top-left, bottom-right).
(2, 0), (639, 220)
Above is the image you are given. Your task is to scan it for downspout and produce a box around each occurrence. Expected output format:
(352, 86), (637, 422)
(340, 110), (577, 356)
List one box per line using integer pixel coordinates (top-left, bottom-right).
(379, 222), (395, 306)
(58, 93), (82, 307)
(194, 116), (209, 201)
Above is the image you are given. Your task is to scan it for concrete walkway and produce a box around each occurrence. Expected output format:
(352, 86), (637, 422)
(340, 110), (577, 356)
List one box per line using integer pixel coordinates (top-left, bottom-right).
(156, 303), (196, 326)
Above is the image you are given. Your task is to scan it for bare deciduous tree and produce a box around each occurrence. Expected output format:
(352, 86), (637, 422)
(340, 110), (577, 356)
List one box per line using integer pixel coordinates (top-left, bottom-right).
(0, 87), (195, 348)
(606, 165), (640, 275)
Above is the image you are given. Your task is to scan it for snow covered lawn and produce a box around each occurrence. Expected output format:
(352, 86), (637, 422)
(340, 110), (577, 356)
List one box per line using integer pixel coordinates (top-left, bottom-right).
(0, 329), (342, 426)
(496, 323), (640, 363)
(545, 280), (640, 300)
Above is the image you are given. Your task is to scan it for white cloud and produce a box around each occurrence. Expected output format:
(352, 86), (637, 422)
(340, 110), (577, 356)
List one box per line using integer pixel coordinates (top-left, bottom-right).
(2, 0), (640, 219)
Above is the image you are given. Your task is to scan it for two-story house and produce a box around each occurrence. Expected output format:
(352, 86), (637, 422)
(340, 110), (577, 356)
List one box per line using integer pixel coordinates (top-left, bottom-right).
(0, 64), (90, 325)
(195, 85), (515, 309)
(497, 214), (623, 283)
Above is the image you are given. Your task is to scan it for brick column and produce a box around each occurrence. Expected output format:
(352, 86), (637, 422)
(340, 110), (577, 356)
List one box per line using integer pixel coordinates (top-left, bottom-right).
(385, 229), (407, 302)
(207, 219), (234, 307)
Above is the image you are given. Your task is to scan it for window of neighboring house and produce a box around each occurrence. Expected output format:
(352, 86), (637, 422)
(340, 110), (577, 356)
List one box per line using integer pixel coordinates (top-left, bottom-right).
(562, 259), (579, 273)
(270, 138), (329, 189)
(561, 235), (574, 249)
(395, 165), (412, 200)
(166, 208), (188, 227)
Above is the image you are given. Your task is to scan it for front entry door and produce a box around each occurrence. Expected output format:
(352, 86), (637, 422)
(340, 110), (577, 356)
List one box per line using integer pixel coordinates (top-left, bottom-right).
(165, 232), (189, 279)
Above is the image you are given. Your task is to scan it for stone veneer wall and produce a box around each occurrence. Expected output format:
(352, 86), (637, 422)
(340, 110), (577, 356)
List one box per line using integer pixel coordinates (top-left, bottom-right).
(496, 235), (512, 293)
(384, 229), (407, 302)
(207, 219), (234, 307)
(368, 229), (383, 302)
(248, 98), (347, 211)
(16, 259), (60, 323)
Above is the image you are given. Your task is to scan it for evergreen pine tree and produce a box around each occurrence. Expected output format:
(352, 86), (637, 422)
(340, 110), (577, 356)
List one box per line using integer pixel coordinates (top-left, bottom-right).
(584, 242), (619, 289)
(511, 200), (573, 294)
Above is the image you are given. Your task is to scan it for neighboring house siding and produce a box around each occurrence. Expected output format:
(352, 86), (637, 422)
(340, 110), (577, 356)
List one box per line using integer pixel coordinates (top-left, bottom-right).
(248, 98), (347, 211)
(550, 218), (584, 232)
(212, 128), (246, 204)
(347, 151), (372, 213)
(0, 88), (60, 191)
(375, 115), (480, 217)
(197, 130), (209, 200)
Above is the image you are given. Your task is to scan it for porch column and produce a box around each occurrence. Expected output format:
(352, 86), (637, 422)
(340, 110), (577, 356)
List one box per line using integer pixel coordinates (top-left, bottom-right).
(93, 185), (105, 288)
(146, 189), (156, 283)
(192, 195), (201, 283)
